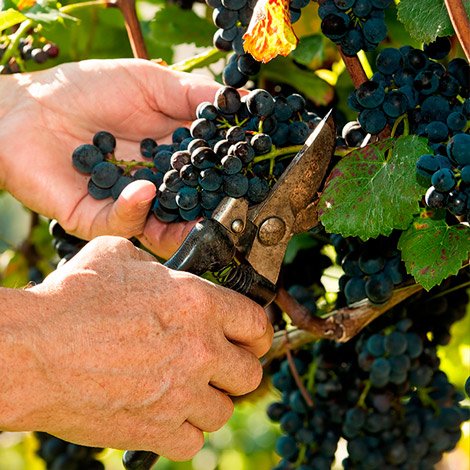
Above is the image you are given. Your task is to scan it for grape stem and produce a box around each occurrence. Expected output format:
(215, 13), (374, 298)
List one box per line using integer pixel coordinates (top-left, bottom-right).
(444, 0), (470, 61)
(107, 157), (155, 171)
(109, 0), (149, 59)
(262, 283), (423, 367)
(253, 145), (302, 164)
(285, 332), (314, 407)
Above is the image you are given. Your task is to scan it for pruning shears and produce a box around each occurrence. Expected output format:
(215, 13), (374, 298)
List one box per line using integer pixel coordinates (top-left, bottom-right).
(122, 111), (336, 470)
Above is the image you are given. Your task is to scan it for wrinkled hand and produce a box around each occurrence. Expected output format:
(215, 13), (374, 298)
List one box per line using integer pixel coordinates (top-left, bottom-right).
(23, 237), (273, 459)
(0, 59), (221, 258)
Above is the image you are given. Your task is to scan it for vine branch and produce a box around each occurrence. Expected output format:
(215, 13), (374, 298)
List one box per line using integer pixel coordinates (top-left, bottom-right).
(444, 0), (470, 61)
(262, 283), (422, 366)
(339, 49), (369, 88)
(110, 0), (149, 59)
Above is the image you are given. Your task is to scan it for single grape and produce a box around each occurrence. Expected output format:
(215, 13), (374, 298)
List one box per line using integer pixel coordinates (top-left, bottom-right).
(93, 131), (116, 154)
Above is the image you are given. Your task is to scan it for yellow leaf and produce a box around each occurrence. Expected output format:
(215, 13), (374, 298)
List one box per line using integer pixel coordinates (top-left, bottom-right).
(243, 0), (298, 63)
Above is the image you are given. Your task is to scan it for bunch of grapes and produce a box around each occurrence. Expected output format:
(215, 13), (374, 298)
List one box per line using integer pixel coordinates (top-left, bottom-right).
(49, 220), (86, 266)
(71, 86), (322, 223)
(319, 0), (392, 56)
(331, 233), (407, 306)
(35, 433), (104, 470)
(268, 270), (470, 469)
(209, 0), (310, 87)
(0, 34), (59, 74)
(418, 132), (470, 221)
(349, 40), (469, 136)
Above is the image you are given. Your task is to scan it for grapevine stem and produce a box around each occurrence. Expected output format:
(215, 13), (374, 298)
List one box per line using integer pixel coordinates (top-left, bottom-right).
(262, 284), (423, 367)
(357, 380), (371, 408)
(444, 0), (470, 61)
(0, 20), (33, 67)
(339, 49), (369, 88)
(285, 333), (315, 407)
(110, 0), (149, 59)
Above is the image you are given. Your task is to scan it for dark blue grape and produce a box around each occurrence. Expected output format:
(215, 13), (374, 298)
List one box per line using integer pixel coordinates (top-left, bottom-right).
(163, 169), (185, 191)
(237, 53), (260, 75)
(176, 186), (199, 210)
(196, 102), (218, 120)
(91, 161), (121, 189)
(288, 121), (310, 144)
(382, 90), (408, 118)
(72, 144), (104, 174)
(246, 89), (275, 117)
(426, 121), (449, 143)
(214, 86), (242, 114)
(365, 272), (393, 303)
(275, 436), (298, 459)
(221, 155), (243, 174)
(88, 180), (111, 200)
(345, 277), (367, 304)
(423, 36), (451, 60)
(93, 131), (116, 154)
(172, 127), (191, 144)
(431, 168), (455, 192)
(199, 168), (223, 191)
(251, 133), (272, 155)
(340, 29), (364, 56)
(190, 118), (217, 140)
(191, 147), (218, 169)
(110, 175), (134, 200)
(200, 190), (223, 210)
(447, 133), (470, 165)
(223, 173), (249, 197)
(447, 112), (466, 132)
(213, 7), (238, 28)
(321, 13), (349, 41)
(359, 108), (387, 134)
(247, 176), (270, 203)
(425, 186), (448, 208)
(362, 18), (387, 44)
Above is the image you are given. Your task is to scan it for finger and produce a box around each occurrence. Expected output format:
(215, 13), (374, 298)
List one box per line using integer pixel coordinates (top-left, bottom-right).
(104, 179), (156, 238)
(210, 341), (263, 396)
(160, 421), (205, 461)
(187, 387), (233, 433)
(146, 63), (221, 121)
(213, 286), (274, 358)
(139, 217), (197, 260)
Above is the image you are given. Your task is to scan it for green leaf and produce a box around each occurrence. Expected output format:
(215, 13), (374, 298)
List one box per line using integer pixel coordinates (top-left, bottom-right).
(396, 0), (470, 43)
(398, 210), (470, 290)
(290, 34), (323, 66)
(261, 57), (334, 106)
(150, 4), (215, 47)
(170, 47), (226, 72)
(318, 135), (430, 240)
(0, 8), (27, 30)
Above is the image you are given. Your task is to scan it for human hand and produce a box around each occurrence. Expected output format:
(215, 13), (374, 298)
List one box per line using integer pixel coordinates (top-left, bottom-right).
(0, 59), (221, 258)
(16, 237), (272, 460)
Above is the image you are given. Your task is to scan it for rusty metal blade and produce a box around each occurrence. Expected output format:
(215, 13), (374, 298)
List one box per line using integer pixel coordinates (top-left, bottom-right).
(245, 111), (336, 284)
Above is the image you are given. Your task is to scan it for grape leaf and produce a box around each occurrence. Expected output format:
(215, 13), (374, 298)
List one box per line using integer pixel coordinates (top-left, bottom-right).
(318, 135), (430, 240)
(290, 34), (324, 66)
(398, 210), (470, 290)
(396, 0), (470, 43)
(261, 56), (334, 106)
(0, 8), (27, 30)
(150, 5), (215, 48)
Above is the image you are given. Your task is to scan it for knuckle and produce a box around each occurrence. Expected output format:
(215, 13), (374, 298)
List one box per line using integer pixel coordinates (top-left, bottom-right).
(251, 307), (270, 339)
(245, 358), (264, 393)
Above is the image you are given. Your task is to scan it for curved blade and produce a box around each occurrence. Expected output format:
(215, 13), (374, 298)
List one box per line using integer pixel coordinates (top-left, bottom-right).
(245, 111), (336, 284)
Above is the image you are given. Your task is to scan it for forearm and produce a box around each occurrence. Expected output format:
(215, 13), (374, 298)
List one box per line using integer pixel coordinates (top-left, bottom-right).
(0, 286), (51, 431)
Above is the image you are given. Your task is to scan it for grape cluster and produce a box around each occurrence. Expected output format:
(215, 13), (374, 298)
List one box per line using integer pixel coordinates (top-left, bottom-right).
(49, 220), (86, 266)
(418, 132), (470, 221)
(268, 272), (469, 469)
(0, 36), (59, 74)
(209, 0), (310, 88)
(35, 433), (104, 470)
(319, 0), (392, 56)
(71, 87), (321, 223)
(332, 233), (407, 306)
(349, 40), (469, 136)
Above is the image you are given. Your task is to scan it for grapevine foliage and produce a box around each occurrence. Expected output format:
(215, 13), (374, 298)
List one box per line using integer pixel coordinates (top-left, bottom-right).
(0, 0), (469, 469)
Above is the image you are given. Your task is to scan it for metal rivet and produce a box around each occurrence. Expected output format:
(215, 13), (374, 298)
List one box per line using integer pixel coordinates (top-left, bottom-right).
(258, 217), (286, 246)
(231, 219), (244, 233)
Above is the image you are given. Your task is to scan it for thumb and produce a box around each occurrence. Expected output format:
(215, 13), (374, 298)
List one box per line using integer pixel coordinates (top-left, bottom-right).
(107, 179), (156, 238)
